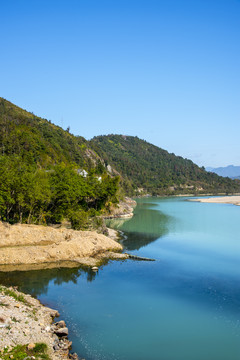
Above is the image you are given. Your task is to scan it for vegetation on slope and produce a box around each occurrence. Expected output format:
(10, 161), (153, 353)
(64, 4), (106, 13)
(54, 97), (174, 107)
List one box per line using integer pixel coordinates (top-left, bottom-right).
(1, 343), (50, 360)
(0, 98), (119, 228)
(1, 97), (238, 228)
(0, 97), (99, 168)
(90, 135), (240, 195)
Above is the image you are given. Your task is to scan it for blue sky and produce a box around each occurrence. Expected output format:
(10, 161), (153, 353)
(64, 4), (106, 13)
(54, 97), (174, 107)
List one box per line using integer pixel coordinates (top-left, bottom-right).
(1, 0), (239, 167)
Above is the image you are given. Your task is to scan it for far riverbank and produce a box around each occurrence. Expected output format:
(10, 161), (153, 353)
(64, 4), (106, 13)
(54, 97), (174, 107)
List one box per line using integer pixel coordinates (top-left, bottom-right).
(190, 195), (240, 206)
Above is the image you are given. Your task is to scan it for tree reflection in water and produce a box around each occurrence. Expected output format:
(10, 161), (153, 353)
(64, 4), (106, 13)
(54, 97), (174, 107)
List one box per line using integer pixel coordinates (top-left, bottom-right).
(0, 266), (97, 297)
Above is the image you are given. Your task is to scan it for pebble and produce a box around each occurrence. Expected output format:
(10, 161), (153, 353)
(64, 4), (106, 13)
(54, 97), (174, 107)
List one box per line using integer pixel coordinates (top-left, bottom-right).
(27, 343), (35, 350)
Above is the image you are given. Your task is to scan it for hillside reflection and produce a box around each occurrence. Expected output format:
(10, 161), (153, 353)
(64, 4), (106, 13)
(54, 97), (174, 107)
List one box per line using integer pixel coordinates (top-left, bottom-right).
(106, 202), (172, 250)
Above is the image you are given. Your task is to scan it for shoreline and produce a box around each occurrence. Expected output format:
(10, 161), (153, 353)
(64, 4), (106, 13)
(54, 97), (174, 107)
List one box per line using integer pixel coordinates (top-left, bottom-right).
(0, 199), (136, 357)
(189, 195), (240, 206)
(0, 285), (79, 360)
(0, 225), (128, 359)
(0, 222), (129, 272)
(0, 196), (136, 272)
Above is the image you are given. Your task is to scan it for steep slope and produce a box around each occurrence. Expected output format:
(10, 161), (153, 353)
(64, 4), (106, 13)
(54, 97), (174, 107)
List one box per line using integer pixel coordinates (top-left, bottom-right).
(0, 99), (119, 226)
(90, 135), (240, 195)
(0, 97), (99, 169)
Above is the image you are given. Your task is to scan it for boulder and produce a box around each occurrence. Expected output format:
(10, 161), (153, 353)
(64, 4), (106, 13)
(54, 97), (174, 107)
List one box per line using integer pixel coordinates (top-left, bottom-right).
(55, 320), (66, 328)
(54, 327), (68, 336)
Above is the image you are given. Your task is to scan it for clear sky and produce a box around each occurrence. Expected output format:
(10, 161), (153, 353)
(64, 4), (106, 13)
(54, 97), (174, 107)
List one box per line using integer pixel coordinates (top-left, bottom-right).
(1, 0), (239, 167)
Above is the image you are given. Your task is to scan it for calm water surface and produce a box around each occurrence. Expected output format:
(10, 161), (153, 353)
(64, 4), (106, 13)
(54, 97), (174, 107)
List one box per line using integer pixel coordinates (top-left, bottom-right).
(2, 197), (240, 360)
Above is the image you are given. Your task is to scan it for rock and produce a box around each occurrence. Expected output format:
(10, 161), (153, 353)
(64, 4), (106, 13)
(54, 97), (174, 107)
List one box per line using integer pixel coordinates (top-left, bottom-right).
(50, 310), (60, 318)
(54, 327), (69, 336)
(52, 334), (59, 341)
(14, 303), (20, 308)
(27, 343), (35, 350)
(91, 266), (98, 271)
(45, 325), (51, 332)
(55, 320), (66, 328)
(61, 340), (72, 350)
(69, 353), (79, 360)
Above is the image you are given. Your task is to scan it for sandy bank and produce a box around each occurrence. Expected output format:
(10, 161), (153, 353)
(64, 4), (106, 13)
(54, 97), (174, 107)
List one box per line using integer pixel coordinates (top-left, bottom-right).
(190, 195), (240, 206)
(0, 222), (127, 271)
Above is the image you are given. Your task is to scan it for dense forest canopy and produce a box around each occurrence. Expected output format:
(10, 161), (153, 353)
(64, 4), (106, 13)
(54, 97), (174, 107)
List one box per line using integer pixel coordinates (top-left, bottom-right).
(90, 135), (240, 195)
(0, 97), (99, 168)
(0, 98), (119, 228)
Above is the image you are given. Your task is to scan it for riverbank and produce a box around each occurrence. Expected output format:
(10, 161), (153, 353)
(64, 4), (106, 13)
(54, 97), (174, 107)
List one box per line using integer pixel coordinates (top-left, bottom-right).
(104, 197), (136, 219)
(190, 195), (240, 206)
(0, 221), (128, 272)
(0, 199), (135, 357)
(0, 285), (79, 360)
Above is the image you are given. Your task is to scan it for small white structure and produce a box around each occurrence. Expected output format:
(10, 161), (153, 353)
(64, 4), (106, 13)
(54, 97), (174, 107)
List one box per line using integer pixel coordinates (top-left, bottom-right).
(107, 164), (112, 173)
(77, 169), (88, 177)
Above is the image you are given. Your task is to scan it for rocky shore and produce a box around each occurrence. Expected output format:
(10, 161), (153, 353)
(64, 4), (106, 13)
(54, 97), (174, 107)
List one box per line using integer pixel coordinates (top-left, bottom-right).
(0, 285), (80, 360)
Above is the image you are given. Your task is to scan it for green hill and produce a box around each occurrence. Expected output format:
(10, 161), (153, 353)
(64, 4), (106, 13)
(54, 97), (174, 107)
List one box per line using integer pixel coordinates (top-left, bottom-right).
(90, 134), (240, 195)
(1, 98), (239, 227)
(0, 98), (118, 226)
(0, 97), (99, 169)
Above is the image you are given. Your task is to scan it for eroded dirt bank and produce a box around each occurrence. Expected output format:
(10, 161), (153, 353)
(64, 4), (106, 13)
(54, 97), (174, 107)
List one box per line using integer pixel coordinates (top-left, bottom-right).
(0, 222), (128, 271)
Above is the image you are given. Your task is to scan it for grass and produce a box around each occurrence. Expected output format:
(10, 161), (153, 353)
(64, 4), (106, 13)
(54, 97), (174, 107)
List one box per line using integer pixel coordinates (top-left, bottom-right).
(2, 343), (49, 360)
(0, 286), (27, 304)
(11, 317), (20, 323)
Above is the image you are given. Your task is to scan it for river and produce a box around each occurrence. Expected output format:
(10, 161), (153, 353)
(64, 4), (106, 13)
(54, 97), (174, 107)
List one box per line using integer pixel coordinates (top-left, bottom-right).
(1, 197), (240, 360)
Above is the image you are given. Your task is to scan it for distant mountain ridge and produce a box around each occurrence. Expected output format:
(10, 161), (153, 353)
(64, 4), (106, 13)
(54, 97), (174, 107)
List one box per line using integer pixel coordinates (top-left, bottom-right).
(206, 165), (240, 179)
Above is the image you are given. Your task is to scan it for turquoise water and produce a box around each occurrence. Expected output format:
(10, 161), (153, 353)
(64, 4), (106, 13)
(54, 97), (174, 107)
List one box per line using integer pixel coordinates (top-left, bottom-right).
(2, 197), (240, 360)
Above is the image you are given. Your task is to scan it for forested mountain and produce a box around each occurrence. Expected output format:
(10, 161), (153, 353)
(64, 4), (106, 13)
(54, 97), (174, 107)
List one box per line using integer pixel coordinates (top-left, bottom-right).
(90, 135), (240, 195)
(0, 97), (99, 168)
(0, 98), (118, 227)
(0, 97), (239, 228)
